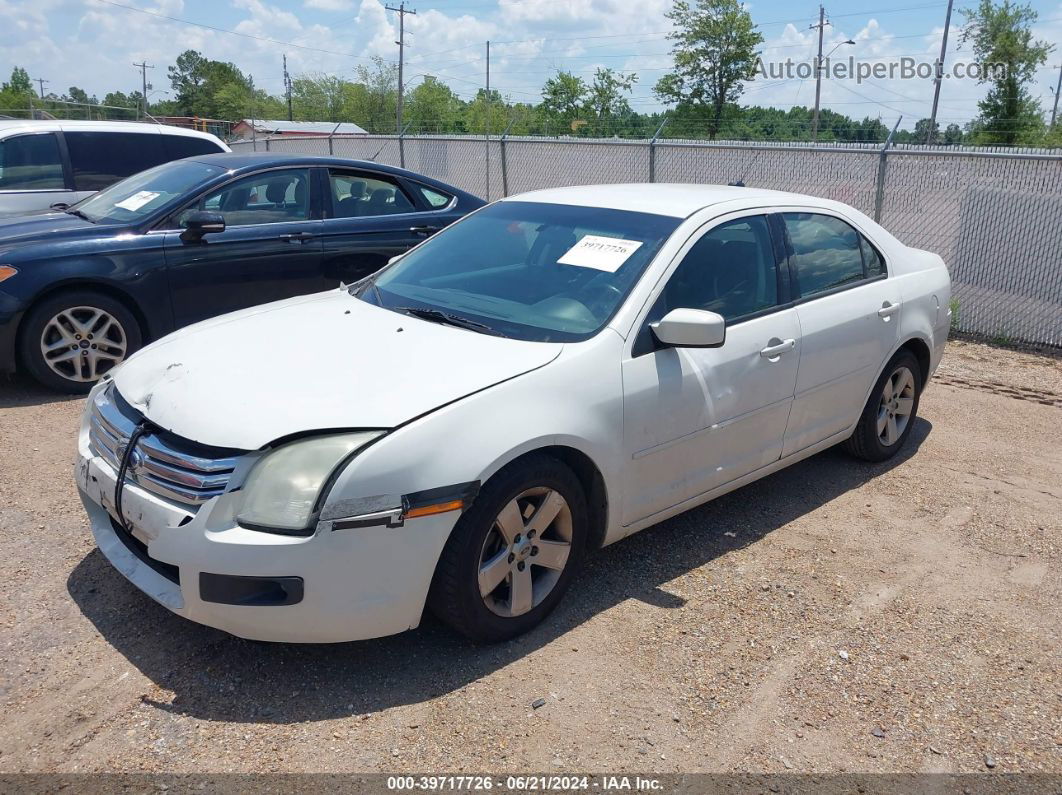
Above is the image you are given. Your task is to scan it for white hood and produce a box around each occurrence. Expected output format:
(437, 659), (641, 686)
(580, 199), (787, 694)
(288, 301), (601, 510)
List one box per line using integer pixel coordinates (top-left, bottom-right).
(112, 290), (563, 449)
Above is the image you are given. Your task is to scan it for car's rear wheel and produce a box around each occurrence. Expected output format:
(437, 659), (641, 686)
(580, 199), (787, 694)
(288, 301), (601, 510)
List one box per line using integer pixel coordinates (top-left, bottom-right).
(428, 454), (588, 642)
(20, 290), (142, 394)
(843, 349), (922, 462)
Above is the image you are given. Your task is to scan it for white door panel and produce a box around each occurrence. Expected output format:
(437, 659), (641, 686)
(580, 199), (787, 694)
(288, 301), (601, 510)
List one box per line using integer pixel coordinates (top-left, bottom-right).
(782, 281), (901, 456)
(622, 309), (800, 524)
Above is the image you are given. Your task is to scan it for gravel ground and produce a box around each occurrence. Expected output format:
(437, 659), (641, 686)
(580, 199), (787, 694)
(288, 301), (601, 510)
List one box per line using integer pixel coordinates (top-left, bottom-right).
(0, 339), (1059, 775)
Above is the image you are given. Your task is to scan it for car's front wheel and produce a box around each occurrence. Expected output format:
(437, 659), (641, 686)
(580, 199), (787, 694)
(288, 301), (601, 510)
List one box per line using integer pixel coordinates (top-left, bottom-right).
(429, 454), (588, 642)
(844, 349), (922, 462)
(20, 290), (142, 394)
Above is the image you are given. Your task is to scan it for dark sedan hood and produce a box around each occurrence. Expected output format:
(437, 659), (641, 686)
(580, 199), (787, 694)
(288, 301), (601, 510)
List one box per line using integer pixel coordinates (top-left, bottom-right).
(0, 212), (126, 249)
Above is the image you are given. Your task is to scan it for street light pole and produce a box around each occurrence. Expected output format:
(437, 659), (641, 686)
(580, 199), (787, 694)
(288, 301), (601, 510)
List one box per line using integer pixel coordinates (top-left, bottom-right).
(811, 5), (828, 142)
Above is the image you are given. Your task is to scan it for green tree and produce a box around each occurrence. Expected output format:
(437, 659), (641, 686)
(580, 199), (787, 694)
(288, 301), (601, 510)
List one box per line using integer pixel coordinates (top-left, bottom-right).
(540, 71), (588, 132)
(960, 0), (1053, 145)
(655, 0), (763, 139)
(404, 76), (465, 133)
(586, 68), (638, 132)
(350, 57), (398, 132)
(3, 66), (33, 95)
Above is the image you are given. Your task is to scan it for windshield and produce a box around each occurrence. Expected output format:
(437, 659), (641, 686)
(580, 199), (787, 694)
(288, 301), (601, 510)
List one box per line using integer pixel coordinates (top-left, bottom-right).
(75, 160), (225, 224)
(360, 201), (681, 342)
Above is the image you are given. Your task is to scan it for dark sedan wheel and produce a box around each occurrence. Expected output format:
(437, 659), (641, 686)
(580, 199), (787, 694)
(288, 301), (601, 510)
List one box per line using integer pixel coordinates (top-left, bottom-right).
(428, 454), (588, 643)
(20, 290), (142, 394)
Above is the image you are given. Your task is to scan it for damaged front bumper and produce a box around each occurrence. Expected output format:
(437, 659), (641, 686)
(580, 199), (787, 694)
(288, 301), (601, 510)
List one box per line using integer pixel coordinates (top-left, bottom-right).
(75, 426), (460, 644)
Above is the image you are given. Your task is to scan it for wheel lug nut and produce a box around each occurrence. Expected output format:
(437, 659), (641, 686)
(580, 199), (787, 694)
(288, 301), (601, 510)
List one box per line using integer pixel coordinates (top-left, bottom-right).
(527, 530), (535, 539)
(514, 534), (521, 543)
(508, 553), (515, 563)
(517, 561), (525, 571)
(530, 547), (538, 556)
(75, 334), (81, 340)
(91, 344), (97, 349)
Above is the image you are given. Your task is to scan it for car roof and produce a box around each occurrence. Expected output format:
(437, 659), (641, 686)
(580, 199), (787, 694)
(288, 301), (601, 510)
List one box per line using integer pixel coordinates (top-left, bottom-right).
(184, 152), (469, 188)
(502, 183), (845, 219)
(0, 119), (222, 142)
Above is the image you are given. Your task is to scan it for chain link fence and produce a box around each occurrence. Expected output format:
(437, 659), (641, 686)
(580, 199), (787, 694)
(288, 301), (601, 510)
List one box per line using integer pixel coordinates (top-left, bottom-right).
(231, 133), (1062, 348)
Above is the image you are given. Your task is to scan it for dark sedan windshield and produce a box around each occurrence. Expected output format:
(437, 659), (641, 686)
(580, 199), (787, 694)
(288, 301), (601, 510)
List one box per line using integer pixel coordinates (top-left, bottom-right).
(75, 160), (225, 224)
(360, 201), (680, 342)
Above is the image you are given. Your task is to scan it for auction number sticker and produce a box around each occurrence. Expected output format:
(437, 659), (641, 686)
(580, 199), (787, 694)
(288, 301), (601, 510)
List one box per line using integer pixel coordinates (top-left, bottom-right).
(115, 190), (161, 211)
(557, 235), (643, 272)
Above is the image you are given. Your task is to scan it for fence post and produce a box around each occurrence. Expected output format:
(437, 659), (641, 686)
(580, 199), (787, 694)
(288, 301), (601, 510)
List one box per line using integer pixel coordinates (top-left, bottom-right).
(328, 122), (341, 156)
(874, 116), (902, 223)
(648, 116), (669, 183)
(499, 120), (515, 197)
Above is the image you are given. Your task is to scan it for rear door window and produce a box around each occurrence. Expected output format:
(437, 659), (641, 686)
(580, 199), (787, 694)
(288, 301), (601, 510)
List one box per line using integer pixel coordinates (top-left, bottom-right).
(782, 212), (867, 298)
(0, 133), (65, 190)
(328, 171), (417, 218)
(65, 131), (166, 191)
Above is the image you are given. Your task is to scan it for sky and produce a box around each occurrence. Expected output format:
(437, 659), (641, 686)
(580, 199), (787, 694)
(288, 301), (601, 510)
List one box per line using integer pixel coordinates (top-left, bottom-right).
(2, 0), (1061, 131)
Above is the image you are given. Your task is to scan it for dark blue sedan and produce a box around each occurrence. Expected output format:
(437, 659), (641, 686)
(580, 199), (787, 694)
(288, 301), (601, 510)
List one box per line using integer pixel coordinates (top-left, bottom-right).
(0, 153), (484, 392)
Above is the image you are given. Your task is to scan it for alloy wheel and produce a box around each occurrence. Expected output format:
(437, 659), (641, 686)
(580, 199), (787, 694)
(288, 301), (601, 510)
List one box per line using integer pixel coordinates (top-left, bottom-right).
(877, 365), (915, 446)
(477, 487), (574, 618)
(40, 306), (128, 383)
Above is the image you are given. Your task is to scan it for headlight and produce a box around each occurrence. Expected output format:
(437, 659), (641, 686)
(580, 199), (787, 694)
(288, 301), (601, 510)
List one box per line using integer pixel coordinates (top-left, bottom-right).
(236, 431), (384, 533)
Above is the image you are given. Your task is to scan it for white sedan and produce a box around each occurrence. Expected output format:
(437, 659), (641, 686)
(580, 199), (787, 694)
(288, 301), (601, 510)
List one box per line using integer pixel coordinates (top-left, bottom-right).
(75, 184), (951, 643)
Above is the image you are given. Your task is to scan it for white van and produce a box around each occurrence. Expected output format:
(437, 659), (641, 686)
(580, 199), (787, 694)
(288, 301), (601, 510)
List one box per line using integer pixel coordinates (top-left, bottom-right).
(0, 120), (230, 217)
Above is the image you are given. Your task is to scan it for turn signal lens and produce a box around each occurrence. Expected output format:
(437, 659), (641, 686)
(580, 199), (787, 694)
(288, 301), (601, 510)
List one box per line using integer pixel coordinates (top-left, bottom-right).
(404, 499), (465, 519)
(0, 266), (17, 283)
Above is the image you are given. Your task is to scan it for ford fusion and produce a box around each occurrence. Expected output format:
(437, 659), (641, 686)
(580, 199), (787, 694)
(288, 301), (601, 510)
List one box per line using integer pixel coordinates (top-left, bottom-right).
(0, 153), (482, 393)
(76, 185), (951, 643)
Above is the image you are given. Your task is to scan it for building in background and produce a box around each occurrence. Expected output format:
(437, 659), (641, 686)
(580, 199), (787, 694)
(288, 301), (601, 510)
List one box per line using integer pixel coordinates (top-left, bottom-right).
(232, 119), (368, 140)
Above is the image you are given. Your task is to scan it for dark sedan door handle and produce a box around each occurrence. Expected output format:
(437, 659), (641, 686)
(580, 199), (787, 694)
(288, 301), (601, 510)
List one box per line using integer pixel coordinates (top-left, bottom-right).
(279, 232), (315, 243)
(409, 225), (441, 236)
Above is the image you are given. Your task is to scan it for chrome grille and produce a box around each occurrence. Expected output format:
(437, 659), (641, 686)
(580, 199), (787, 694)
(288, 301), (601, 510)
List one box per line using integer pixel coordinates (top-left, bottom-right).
(88, 385), (240, 507)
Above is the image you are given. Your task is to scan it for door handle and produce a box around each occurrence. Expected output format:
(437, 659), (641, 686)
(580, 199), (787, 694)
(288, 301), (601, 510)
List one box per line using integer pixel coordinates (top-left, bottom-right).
(409, 225), (441, 236)
(760, 338), (796, 359)
(279, 232), (315, 243)
(877, 301), (900, 320)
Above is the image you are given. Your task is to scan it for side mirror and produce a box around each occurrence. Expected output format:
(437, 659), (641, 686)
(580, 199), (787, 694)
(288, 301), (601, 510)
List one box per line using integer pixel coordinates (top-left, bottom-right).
(650, 308), (726, 349)
(387, 255), (402, 266)
(180, 211), (226, 242)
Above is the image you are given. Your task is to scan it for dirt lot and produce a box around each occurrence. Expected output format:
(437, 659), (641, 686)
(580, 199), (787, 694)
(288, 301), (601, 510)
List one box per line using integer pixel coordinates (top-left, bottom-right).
(0, 339), (1059, 775)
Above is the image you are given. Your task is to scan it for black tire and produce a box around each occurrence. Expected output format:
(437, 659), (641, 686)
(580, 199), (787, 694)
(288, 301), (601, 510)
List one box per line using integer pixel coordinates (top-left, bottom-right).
(428, 454), (588, 643)
(20, 289), (142, 394)
(843, 349), (922, 463)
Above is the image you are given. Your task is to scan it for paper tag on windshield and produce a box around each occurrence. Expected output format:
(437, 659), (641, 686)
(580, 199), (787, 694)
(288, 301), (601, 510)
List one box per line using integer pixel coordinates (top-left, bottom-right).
(115, 190), (161, 211)
(557, 235), (643, 272)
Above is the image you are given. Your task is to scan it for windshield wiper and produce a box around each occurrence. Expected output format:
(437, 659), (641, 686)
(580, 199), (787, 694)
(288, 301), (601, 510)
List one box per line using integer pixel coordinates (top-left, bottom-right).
(65, 208), (91, 222)
(394, 306), (505, 337)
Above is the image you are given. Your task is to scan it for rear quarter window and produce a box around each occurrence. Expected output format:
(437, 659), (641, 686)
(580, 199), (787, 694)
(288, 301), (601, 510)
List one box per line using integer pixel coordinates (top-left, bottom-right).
(162, 134), (226, 160)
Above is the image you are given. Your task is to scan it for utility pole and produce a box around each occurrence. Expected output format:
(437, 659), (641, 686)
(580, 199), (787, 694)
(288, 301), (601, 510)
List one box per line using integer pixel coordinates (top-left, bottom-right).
(926, 0), (955, 144)
(810, 5), (829, 142)
(133, 61), (154, 120)
(485, 40), (491, 199)
(283, 54), (293, 122)
(1050, 64), (1062, 131)
(35, 77), (48, 99)
(386, 2), (416, 134)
